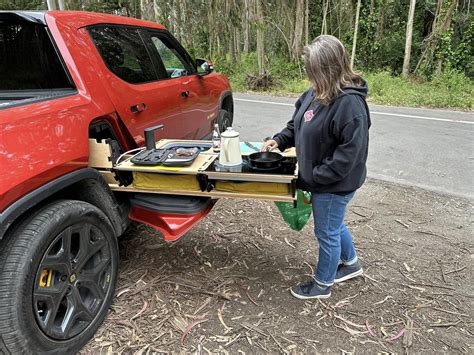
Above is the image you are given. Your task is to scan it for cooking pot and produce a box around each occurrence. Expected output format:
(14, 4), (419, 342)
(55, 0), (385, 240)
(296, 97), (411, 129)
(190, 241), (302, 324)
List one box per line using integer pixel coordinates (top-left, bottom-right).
(248, 151), (283, 170)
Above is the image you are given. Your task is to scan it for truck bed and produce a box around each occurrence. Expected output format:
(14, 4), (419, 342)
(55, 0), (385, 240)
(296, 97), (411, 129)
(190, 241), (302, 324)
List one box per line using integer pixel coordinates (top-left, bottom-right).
(0, 89), (77, 109)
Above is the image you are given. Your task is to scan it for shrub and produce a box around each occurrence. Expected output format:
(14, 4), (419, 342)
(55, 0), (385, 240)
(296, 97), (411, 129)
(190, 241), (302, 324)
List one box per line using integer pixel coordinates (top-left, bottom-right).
(218, 52), (473, 110)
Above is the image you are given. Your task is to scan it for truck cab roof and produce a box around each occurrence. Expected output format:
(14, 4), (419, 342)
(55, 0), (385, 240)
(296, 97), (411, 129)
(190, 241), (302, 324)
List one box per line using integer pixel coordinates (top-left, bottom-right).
(0, 11), (46, 24)
(0, 10), (167, 31)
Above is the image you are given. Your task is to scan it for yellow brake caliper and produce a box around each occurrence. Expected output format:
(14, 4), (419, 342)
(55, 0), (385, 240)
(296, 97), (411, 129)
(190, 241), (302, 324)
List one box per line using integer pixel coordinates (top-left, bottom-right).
(39, 269), (53, 288)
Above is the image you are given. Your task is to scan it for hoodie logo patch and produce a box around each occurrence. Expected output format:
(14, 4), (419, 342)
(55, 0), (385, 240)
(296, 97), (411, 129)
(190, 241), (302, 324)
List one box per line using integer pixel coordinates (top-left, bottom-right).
(304, 110), (314, 122)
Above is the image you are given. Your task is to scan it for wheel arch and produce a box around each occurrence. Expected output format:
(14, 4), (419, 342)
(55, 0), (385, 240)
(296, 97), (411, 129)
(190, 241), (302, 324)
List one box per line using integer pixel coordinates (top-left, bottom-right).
(219, 91), (234, 119)
(88, 113), (137, 151)
(0, 168), (129, 241)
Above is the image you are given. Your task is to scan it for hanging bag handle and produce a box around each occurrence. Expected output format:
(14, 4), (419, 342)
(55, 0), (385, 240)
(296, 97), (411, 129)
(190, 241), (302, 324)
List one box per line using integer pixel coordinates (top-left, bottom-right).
(301, 191), (313, 205)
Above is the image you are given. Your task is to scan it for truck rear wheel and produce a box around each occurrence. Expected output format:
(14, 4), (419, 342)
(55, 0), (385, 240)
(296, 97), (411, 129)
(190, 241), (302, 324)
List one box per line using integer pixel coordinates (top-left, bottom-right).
(217, 108), (233, 132)
(0, 200), (118, 354)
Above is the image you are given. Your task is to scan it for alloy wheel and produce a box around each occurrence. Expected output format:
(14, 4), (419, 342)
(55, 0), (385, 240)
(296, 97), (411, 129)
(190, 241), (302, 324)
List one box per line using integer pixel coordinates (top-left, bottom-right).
(218, 110), (232, 132)
(33, 223), (112, 340)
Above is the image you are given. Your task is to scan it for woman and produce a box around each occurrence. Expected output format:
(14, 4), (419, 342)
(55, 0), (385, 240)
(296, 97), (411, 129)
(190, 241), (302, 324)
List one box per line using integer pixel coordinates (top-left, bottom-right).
(261, 35), (371, 299)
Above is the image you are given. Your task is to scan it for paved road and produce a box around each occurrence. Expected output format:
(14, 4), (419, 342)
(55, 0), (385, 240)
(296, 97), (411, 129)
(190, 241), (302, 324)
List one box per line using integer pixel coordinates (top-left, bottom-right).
(232, 93), (474, 199)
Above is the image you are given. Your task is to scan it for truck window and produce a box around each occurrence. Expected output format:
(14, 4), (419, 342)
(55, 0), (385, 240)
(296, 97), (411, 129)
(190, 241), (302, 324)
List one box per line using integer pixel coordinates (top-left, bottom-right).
(88, 26), (157, 84)
(150, 36), (190, 79)
(0, 18), (73, 90)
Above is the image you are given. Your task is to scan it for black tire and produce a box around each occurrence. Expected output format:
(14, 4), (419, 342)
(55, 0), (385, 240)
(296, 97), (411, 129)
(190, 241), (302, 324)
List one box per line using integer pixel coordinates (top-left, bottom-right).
(0, 200), (118, 354)
(217, 108), (233, 133)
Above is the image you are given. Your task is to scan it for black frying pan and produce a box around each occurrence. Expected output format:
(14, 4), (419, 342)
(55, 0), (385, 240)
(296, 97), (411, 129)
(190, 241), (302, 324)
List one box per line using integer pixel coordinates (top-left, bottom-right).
(248, 151), (283, 170)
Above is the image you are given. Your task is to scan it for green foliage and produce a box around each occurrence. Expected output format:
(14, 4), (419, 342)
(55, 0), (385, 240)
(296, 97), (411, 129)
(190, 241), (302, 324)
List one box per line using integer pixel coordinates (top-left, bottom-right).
(80, 0), (129, 13)
(0, 0), (44, 10)
(2, 0), (472, 109)
(442, 19), (474, 78)
(365, 69), (473, 109)
(216, 53), (258, 91)
(223, 53), (473, 110)
(215, 52), (304, 92)
(356, 2), (405, 72)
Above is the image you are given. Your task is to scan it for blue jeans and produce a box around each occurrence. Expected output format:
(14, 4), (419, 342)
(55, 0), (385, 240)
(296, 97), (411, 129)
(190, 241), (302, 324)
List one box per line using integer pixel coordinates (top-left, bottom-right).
(311, 192), (357, 286)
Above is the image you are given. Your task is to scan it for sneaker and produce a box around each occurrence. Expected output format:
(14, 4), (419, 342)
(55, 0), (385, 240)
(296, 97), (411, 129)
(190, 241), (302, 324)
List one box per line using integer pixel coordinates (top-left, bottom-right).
(334, 261), (364, 283)
(290, 281), (331, 300)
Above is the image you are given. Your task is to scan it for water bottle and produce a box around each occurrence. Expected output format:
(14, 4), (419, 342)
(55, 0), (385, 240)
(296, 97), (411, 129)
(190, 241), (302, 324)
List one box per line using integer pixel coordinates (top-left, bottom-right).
(212, 123), (221, 152)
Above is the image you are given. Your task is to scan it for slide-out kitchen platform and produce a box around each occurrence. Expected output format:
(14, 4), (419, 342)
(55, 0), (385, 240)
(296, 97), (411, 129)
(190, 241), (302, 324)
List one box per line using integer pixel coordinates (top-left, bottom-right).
(89, 139), (298, 203)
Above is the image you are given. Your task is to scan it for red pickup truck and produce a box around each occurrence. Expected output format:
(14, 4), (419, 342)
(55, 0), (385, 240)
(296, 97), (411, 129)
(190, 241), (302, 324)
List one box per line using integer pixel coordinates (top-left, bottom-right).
(0, 11), (233, 353)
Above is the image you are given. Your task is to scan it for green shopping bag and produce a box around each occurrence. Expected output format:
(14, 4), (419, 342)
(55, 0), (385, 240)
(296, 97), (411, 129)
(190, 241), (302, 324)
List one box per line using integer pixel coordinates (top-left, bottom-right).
(274, 190), (312, 231)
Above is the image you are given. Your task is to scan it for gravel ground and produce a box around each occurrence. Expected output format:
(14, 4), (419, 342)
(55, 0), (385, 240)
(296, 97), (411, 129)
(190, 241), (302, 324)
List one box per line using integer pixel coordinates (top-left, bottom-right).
(83, 179), (473, 354)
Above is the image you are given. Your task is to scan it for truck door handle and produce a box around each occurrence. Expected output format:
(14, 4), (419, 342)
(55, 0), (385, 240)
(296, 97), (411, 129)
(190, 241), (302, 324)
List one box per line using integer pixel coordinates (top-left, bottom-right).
(181, 90), (190, 97)
(131, 103), (147, 113)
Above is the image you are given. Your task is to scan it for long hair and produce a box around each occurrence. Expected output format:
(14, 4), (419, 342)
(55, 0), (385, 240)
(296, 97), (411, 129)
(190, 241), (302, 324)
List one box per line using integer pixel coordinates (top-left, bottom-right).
(303, 35), (362, 105)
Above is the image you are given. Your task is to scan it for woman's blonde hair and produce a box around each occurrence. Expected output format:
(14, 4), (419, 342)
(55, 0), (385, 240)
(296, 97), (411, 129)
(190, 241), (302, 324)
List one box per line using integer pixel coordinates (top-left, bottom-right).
(303, 35), (361, 105)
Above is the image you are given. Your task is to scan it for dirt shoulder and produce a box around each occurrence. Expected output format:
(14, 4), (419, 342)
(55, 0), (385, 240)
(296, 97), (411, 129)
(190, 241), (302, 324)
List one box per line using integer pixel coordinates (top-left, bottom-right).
(84, 179), (473, 353)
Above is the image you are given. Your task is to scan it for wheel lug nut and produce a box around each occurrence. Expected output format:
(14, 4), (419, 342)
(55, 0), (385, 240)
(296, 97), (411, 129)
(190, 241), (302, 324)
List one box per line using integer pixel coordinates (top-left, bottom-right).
(60, 275), (67, 282)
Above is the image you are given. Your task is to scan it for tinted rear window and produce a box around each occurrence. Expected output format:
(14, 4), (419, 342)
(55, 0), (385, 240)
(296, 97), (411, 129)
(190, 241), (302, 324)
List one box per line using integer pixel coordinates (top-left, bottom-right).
(0, 18), (73, 90)
(88, 26), (157, 84)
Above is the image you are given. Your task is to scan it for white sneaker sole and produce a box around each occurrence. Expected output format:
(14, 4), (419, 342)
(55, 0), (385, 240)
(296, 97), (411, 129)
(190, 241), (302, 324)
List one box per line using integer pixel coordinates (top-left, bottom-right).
(334, 268), (364, 283)
(290, 288), (331, 300)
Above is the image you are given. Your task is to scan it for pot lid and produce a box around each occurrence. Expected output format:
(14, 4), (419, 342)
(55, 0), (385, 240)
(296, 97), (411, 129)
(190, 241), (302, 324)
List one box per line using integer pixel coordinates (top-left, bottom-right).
(220, 127), (239, 138)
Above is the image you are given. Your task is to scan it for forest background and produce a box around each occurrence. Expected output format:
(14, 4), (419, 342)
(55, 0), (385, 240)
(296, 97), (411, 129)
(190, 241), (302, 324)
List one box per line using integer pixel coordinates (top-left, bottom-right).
(3, 0), (473, 109)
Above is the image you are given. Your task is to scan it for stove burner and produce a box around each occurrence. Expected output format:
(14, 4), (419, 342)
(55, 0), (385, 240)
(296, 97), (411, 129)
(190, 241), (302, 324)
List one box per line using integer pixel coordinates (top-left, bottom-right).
(208, 156), (297, 175)
(248, 163), (281, 171)
(213, 159), (247, 173)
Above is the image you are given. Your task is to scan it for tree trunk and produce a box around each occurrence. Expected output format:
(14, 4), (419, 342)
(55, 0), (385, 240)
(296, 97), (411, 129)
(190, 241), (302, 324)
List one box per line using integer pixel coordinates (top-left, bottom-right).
(305, 0), (309, 45)
(235, 28), (241, 62)
(432, 0), (442, 33)
(229, 28), (236, 65)
(180, 0), (186, 45)
(292, 0), (305, 61)
(402, 0), (416, 77)
(174, 0), (181, 42)
(153, 0), (160, 23)
(321, 0), (329, 35)
(328, 0), (333, 35)
(57, 0), (65, 10)
(243, 0), (250, 53)
(168, 0), (175, 37)
(376, 0), (386, 40)
(208, 1), (214, 57)
(256, 0), (266, 75)
(140, 0), (146, 20)
(286, 1), (295, 50)
(415, 0), (458, 75)
(47, 0), (57, 10)
(140, 0), (155, 21)
(337, 0), (342, 38)
(351, 0), (362, 68)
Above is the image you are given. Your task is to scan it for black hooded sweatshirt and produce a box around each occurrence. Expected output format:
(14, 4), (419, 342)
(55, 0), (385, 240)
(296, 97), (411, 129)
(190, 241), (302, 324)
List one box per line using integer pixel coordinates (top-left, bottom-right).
(273, 81), (371, 194)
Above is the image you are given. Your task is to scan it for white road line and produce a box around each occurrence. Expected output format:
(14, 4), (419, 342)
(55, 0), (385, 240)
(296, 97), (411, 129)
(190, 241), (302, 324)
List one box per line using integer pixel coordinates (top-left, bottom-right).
(371, 111), (474, 124)
(234, 98), (474, 125)
(235, 98), (295, 106)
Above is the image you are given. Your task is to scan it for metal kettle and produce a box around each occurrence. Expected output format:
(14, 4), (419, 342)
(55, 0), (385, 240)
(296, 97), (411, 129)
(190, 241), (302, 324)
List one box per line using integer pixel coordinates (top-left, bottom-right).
(219, 127), (242, 166)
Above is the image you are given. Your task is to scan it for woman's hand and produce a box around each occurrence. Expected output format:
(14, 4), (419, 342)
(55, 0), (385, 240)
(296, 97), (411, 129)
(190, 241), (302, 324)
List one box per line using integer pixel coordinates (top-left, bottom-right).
(260, 139), (278, 152)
